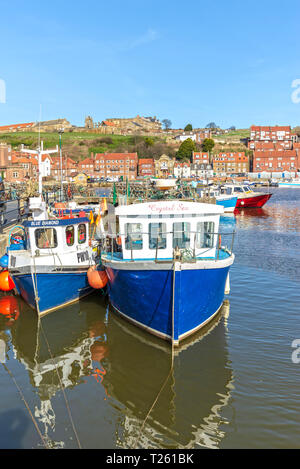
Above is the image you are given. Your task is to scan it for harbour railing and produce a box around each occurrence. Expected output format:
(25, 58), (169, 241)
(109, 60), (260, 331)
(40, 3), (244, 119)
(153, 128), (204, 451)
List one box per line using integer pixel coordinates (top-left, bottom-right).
(0, 197), (30, 234)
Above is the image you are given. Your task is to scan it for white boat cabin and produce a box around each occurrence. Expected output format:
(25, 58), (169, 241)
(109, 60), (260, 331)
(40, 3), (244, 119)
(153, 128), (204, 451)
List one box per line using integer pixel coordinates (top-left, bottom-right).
(22, 218), (90, 256)
(220, 184), (252, 196)
(110, 201), (224, 260)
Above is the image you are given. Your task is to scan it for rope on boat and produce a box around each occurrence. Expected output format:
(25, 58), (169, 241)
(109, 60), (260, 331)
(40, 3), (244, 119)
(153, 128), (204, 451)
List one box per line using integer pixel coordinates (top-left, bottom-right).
(30, 258), (83, 450)
(1, 362), (50, 449)
(133, 261), (176, 448)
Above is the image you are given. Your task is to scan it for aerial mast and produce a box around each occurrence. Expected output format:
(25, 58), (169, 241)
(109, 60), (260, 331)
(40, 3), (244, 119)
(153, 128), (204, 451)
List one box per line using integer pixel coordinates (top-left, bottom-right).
(21, 141), (58, 196)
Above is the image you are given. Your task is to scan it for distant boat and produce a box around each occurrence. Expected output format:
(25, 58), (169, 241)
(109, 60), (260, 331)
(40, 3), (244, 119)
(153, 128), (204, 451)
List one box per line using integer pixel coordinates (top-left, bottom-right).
(151, 178), (176, 190)
(101, 200), (235, 345)
(222, 184), (272, 208)
(278, 178), (300, 188)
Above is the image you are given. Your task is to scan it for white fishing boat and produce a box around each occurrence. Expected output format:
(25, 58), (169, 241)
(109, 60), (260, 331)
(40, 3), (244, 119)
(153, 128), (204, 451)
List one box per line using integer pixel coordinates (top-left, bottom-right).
(151, 178), (177, 190)
(101, 200), (235, 345)
(6, 197), (101, 316)
(278, 178), (300, 188)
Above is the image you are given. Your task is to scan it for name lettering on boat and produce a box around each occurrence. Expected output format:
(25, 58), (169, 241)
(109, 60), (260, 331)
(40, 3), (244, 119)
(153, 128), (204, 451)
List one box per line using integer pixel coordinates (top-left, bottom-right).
(30, 220), (60, 226)
(77, 251), (89, 263)
(148, 203), (189, 214)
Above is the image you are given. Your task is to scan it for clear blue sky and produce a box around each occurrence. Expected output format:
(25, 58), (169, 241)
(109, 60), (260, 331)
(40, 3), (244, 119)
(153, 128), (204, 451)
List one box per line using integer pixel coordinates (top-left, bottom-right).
(1, 0), (300, 129)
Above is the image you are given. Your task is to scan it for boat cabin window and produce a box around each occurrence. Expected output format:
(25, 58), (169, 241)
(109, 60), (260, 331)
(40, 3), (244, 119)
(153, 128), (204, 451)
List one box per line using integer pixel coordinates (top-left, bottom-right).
(222, 187), (233, 195)
(196, 221), (215, 249)
(66, 226), (75, 246)
(173, 222), (190, 249)
(234, 186), (244, 193)
(125, 223), (143, 250)
(78, 224), (87, 244)
(149, 223), (167, 249)
(35, 228), (58, 249)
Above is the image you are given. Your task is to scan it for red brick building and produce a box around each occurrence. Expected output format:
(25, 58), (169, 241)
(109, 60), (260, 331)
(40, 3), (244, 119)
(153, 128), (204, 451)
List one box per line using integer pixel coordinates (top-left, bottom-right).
(253, 150), (300, 173)
(249, 125), (292, 150)
(192, 152), (210, 164)
(94, 153), (138, 180)
(138, 158), (155, 177)
(213, 152), (249, 175)
(0, 122), (34, 133)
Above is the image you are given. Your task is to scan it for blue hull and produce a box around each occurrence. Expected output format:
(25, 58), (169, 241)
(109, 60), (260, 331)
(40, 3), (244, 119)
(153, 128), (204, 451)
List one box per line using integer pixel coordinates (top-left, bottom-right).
(105, 264), (230, 344)
(12, 272), (93, 315)
(216, 196), (238, 211)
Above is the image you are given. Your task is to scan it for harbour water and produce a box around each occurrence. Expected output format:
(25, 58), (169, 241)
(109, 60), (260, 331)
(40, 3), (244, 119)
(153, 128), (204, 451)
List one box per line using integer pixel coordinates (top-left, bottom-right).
(0, 188), (299, 449)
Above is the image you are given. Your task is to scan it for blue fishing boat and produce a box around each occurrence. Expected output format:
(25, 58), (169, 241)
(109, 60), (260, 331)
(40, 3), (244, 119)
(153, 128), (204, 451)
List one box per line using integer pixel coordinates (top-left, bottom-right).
(101, 201), (235, 345)
(6, 198), (99, 316)
(197, 186), (237, 212)
(215, 194), (238, 212)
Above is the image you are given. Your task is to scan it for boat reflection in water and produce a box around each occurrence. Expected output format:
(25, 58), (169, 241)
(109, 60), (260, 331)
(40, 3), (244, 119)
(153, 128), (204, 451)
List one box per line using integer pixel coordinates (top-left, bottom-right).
(7, 294), (234, 449)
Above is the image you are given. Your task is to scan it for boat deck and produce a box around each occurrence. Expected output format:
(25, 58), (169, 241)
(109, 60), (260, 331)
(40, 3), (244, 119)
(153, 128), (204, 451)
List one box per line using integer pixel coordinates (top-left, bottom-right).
(102, 249), (231, 262)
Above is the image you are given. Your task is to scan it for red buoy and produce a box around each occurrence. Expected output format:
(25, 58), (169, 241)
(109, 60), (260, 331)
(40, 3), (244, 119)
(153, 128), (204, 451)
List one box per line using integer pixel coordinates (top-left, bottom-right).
(0, 270), (15, 291)
(87, 266), (108, 289)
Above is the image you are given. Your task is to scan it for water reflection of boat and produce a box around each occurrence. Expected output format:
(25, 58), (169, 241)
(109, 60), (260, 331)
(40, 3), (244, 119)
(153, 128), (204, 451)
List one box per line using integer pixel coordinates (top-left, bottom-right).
(9, 294), (108, 448)
(7, 295), (233, 449)
(103, 300), (234, 449)
(234, 207), (268, 218)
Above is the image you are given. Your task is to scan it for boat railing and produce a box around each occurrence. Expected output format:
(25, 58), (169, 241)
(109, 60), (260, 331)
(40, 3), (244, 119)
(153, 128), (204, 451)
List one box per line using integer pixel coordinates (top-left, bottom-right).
(102, 229), (236, 263)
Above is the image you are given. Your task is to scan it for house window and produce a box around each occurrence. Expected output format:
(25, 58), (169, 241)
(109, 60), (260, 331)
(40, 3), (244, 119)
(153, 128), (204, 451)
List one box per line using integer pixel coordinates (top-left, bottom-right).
(149, 223), (167, 249)
(13, 172), (18, 178)
(125, 223), (143, 250)
(35, 228), (58, 249)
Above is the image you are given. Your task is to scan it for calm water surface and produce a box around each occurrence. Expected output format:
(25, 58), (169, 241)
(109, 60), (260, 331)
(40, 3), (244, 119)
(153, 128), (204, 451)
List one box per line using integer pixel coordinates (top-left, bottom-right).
(0, 188), (299, 449)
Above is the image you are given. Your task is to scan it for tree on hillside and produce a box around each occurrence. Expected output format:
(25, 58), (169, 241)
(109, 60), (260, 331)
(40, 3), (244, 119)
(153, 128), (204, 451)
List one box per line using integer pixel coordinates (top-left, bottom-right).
(202, 138), (215, 153)
(184, 123), (193, 131)
(176, 138), (196, 161)
(144, 137), (154, 147)
(229, 126), (236, 131)
(162, 119), (172, 130)
(206, 122), (218, 129)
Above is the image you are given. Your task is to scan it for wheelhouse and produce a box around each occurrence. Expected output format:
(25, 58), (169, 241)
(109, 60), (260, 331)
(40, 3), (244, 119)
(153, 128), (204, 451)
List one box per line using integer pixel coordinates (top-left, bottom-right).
(22, 217), (90, 255)
(109, 201), (224, 260)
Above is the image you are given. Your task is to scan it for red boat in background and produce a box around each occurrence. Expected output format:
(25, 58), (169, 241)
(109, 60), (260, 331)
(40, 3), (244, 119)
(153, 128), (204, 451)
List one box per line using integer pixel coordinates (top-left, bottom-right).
(220, 184), (272, 208)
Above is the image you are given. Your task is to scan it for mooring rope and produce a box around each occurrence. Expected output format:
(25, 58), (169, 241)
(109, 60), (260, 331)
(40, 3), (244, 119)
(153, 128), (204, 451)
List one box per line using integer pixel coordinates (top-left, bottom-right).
(30, 258), (82, 449)
(1, 362), (49, 449)
(133, 261), (176, 448)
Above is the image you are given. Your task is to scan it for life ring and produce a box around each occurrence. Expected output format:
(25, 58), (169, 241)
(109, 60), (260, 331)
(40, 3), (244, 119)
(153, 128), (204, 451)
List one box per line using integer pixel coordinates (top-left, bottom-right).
(11, 235), (22, 245)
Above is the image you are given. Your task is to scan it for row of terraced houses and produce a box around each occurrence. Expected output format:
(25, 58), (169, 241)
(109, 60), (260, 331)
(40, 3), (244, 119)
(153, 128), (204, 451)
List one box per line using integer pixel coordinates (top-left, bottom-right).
(0, 125), (299, 183)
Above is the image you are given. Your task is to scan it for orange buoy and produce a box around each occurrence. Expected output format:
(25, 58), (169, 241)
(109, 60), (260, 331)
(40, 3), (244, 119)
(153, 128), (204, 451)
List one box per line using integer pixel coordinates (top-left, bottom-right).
(87, 266), (108, 289)
(0, 296), (19, 320)
(0, 270), (15, 291)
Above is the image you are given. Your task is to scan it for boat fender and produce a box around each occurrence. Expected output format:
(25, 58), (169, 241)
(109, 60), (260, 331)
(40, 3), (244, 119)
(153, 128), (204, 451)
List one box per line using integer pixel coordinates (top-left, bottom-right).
(0, 270), (15, 291)
(87, 265), (108, 289)
(218, 235), (222, 248)
(0, 254), (8, 268)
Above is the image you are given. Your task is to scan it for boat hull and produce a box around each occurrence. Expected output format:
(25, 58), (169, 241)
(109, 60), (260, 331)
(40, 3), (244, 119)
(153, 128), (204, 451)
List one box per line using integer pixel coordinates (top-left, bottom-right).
(216, 196), (237, 212)
(278, 182), (300, 187)
(12, 270), (94, 316)
(236, 193), (272, 208)
(104, 258), (233, 345)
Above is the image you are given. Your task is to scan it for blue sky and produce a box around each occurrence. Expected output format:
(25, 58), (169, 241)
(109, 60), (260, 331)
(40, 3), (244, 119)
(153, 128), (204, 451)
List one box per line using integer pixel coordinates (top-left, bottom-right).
(1, 0), (300, 129)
